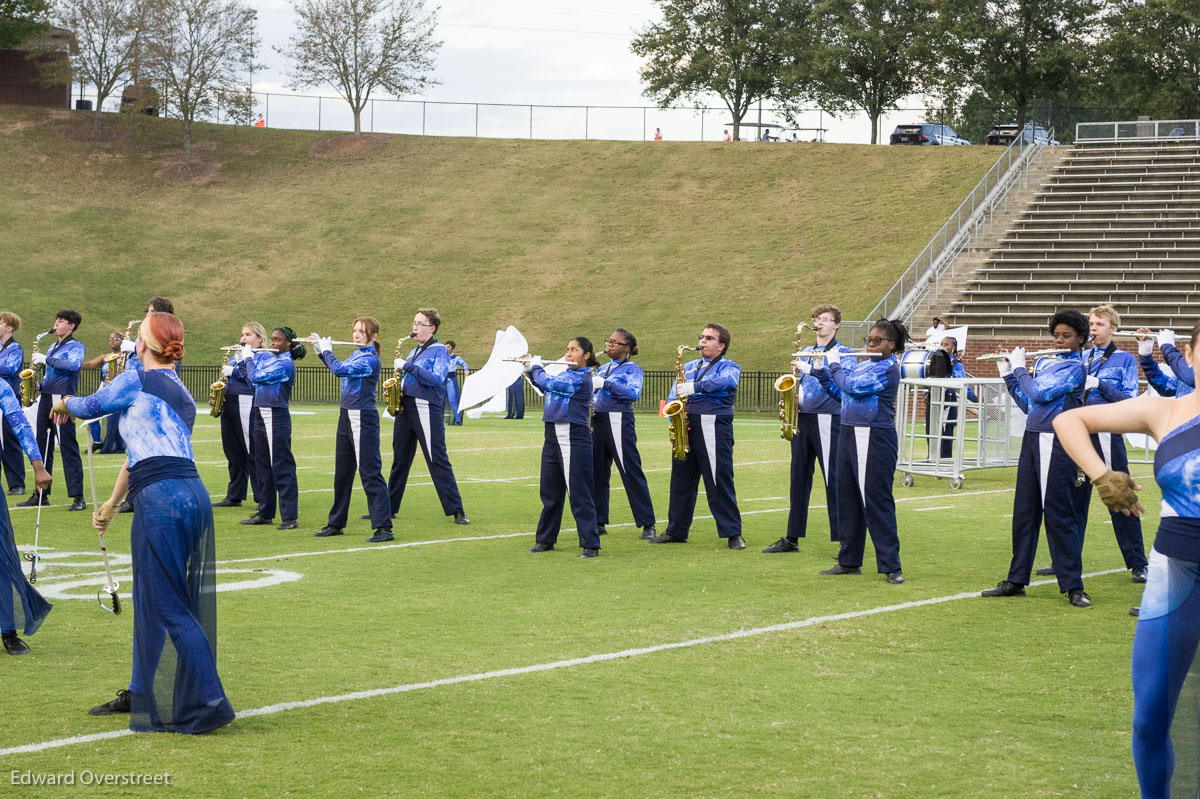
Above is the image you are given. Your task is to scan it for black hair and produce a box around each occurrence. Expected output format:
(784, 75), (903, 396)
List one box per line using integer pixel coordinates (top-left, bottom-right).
(614, 327), (638, 356)
(56, 309), (81, 330)
(445, 340), (456, 349)
(571, 336), (601, 369)
(147, 297), (174, 314)
(275, 326), (308, 361)
(704, 322), (731, 355)
(871, 318), (911, 355)
(927, 348), (953, 378)
(1049, 309), (1088, 340)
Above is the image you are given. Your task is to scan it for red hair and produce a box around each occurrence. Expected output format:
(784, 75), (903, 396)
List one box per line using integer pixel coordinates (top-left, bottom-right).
(139, 313), (185, 362)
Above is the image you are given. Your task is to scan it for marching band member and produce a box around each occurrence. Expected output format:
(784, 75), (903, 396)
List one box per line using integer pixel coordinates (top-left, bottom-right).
(80, 332), (126, 455)
(19, 311), (85, 511)
(651, 323), (744, 549)
(1052, 321), (1200, 798)
(814, 318), (906, 583)
(312, 318), (392, 541)
(982, 310), (1091, 607)
(121, 297), (176, 375)
(763, 305), (857, 553)
(935, 335), (978, 460)
(1148, 328), (1194, 398)
(68, 313), (235, 733)
(505, 376), (525, 419)
(1137, 327), (1182, 397)
(444, 340), (468, 426)
(0, 377), (52, 655)
(526, 337), (602, 557)
(592, 328), (656, 540)
(214, 323), (266, 509)
(0, 312), (26, 496)
(385, 309), (469, 533)
(239, 327), (305, 531)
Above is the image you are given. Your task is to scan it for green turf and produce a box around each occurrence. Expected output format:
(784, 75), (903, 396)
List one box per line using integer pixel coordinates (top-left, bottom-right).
(1, 409), (1147, 797)
(0, 105), (1002, 371)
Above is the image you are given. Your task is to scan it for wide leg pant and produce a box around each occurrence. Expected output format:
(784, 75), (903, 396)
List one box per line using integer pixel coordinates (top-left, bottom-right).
(251, 406), (298, 522)
(664, 413), (741, 540)
(834, 425), (901, 574)
(535, 422), (600, 549)
(1072, 432), (1148, 570)
(389, 396), (464, 516)
(787, 412), (840, 541)
(592, 411), (655, 529)
(328, 407), (391, 528)
(36, 392), (82, 498)
(0, 409), (26, 491)
(444, 377), (463, 424)
(220, 394), (257, 503)
(0, 494), (51, 636)
(1007, 430), (1084, 593)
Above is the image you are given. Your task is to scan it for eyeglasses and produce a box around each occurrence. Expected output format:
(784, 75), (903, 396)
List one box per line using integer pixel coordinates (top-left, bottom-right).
(412, 322), (434, 328)
(698, 335), (718, 342)
(865, 336), (893, 346)
(604, 339), (629, 347)
(811, 317), (836, 325)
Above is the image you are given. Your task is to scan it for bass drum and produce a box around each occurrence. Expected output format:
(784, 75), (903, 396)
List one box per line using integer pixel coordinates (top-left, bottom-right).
(899, 350), (934, 379)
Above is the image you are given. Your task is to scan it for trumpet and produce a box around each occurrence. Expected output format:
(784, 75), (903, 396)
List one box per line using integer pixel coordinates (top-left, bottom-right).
(664, 345), (700, 461)
(18, 330), (51, 408)
(976, 348), (1068, 361)
(383, 333), (418, 415)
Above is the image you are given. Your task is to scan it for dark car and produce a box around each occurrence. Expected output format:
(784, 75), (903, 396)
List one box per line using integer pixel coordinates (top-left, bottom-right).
(889, 123), (970, 146)
(984, 123), (1059, 146)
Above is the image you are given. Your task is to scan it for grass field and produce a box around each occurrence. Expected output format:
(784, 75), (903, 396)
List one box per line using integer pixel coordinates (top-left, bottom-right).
(0, 408), (1149, 797)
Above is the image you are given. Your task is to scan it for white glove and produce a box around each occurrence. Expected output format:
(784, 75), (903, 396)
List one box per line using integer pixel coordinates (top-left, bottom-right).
(1137, 335), (1154, 357)
(236, 343), (254, 362)
(120, 338), (136, 354)
(31, 353), (47, 365)
(1157, 329), (1176, 349)
(1085, 375), (1100, 390)
(314, 336), (332, 355)
(1008, 347), (1027, 372)
(996, 358), (1012, 378)
(822, 348), (842, 368)
(792, 359), (812, 376)
(221, 364), (234, 377)
(591, 375), (605, 391)
(523, 355), (543, 374)
(675, 381), (695, 399)
(393, 356), (406, 371)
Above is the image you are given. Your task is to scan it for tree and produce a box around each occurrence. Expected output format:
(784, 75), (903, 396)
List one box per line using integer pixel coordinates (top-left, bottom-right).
(278, 0), (440, 135)
(800, 0), (938, 144)
(0, 0), (50, 49)
(631, 0), (795, 142)
(1102, 0), (1200, 120)
(53, 0), (149, 129)
(140, 0), (258, 163)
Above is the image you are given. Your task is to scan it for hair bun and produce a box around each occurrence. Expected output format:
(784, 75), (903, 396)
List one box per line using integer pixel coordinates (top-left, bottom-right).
(161, 340), (185, 361)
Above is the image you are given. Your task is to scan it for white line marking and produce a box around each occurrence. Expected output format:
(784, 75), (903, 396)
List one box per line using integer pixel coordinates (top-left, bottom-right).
(0, 568), (1126, 757)
(913, 506), (955, 512)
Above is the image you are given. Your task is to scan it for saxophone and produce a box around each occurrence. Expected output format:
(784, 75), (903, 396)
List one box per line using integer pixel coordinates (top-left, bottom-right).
(115, 319), (142, 374)
(18, 330), (51, 408)
(383, 333), (417, 415)
(663, 345), (698, 461)
(774, 323), (810, 441)
(209, 351), (231, 418)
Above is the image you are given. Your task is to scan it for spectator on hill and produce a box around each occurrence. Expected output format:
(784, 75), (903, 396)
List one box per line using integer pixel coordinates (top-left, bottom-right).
(723, 129), (731, 142)
(254, 114), (265, 128)
(654, 128), (663, 142)
(761, 128), (771, 142)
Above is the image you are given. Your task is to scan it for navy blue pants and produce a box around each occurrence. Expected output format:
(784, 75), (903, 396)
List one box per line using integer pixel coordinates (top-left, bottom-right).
(445, 377), (463, 424)
(1072, 432), (1148, 570)
(0, 410), (25, 491)
(251, 406), (298, 522)
(1008, 430), (1084, 592)
(389, 395), (464, 516)
(665, 413), (741, 540)
(329, 407), (391, 528)
(922, 398), (959, 459)
(535, 422), (600, 549)
(220, 394), (257, 503)
(787, 412), (841, 541)
(592, 411), (655, 529)
(99, 412), (125, 455)
(505, 378), (525, 419)
(0, 492), (51, 635)
(36, 392), (83, 498)
(835, 425), (901, 574)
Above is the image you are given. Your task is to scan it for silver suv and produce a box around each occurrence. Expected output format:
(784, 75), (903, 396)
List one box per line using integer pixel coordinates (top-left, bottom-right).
(889, 124), (971, 146)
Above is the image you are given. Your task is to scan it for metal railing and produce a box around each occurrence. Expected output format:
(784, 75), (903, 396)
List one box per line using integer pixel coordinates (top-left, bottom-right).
(1076, 118), (1200, 143)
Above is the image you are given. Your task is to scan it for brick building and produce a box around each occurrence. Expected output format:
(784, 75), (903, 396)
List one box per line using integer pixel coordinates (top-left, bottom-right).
(0, 26), (76, 109)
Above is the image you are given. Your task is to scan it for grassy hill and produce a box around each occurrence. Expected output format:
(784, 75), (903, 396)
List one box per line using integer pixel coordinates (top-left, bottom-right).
(0, 106), (1001, 371)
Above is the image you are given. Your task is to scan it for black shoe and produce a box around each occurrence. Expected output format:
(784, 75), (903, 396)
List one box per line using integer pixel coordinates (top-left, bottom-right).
(1130, 606), (1140, 617)
(213, 498), (242, 508)
(1067, 588), (1092, 608)
(277, 519), (298, 531)
(649, 532), (686, 544)
(639, 524), (656, 540)
(580, 548), (599, 558)
(2, 631), (29, 655)
(89, 689), (132, 715)
(727, 535), (746, 550)
(887, 570), (905, 585)
(91, 443), (102, 452)
(597, 524), (607, 536)
(239, 515), (273, 525)
(528, 542), (554, 553)
(313, 526), (344, 537)
(1131, 566), (1148, 584)
(820, 563), (862, 575)
(15, 494), (46, 507)
(7, 486), (24, 496)
(1035, 565), (1056, 577)
(981, 580), (1026, 597)
(366, 528), (394, 543)
(453, 511), (470, 525)
(67, 497), (87, 512)
(117, 500), (134, 514)
(762, 537), (799, 553)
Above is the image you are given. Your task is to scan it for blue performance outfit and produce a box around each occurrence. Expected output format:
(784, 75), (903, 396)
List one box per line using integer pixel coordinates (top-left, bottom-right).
(388, 339), (465, 518)
(818, 355), (902, 573)
(219, 354), (257, 503)
(530, 365), (600, 550)
(1140, 354), (1182, 398)
(67, 370), (234, 734)
(0, 338), (25, 492)
(1001, 353), (1086, 593)
(37, 335), (85, 498)
(321, 346), (391, 529)
(505, 377), (525, 419)
(789, 342), (856, 542)
(1072, 345), (1147, 572)
(445, 354), (468, 425)
(0, 381), (51, 638)
(247, 352), (299, 522)
(1160, 343), (1195, 398)
(664, 356), (742, 541)
(592, 358), (655, 531)
(98, 360), (126, 455)
(927, 358), (979, 460)
(1132, 412), (1200, 798)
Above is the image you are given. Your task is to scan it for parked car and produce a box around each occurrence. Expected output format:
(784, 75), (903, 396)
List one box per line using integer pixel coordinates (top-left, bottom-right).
(888, 124), (971, 146)
(984, 123), (1059, 146)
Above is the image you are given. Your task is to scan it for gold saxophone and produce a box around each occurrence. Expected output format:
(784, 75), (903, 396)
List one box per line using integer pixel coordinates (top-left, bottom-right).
(115, 319), (142, 374)
(774, 323), (810, 441)
(664, 345), (698, 461)
(18, 330), (51, 408)
(383, 333), (417, 415)
(209, 350), (231, 418)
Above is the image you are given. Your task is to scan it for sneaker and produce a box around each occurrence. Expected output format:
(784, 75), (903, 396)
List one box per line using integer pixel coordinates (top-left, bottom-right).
(313, 526), (344, 537)
(2, 631), (29, 655)
(67, 497), (87, 512)
(366, 528), (394, 543)
(886, 570), (905, 585)
(639, 524), (656, 540)
(597, 524), (607, 536)
(1035, 565), (1056, 577)
(580, 548), (599, 559)
(117, 500), (134, 514)
(7, 486), (25, 496)
(1067, 588), (1092, 608)
(762, 537), (799, 553)
(91, 443), (102, 452)
(727, 535), (746, 550)
(819, 563), (862, 576)
(213, 498), (242, 508)
(15, 494), (47, 507)
(981, 580), (1026, 597)
(277, 519), (299, 531)
(528, 542), (554, 553)
(1131, 567), (1148, 584)
(240, 515), (273, 525)
(89, 689), (131, 715)
(649, 532), (686, 544)
(453, 511), (470, 525)
(1130, 606), (1140, 617)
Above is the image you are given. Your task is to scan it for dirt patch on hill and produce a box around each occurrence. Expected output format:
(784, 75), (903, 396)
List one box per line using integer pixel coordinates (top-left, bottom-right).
(309, 133), (390, 156)
(155, 160), (219, 183)
(63, 124), (130, 144)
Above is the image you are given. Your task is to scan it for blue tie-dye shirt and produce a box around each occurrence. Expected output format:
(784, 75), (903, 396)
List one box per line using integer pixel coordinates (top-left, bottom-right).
(1160, 343), (1195, 398)
(1154, 413), (1200, 519)
(820, 355), (898, 427)
(531, 365), (592, 425)
(225, 353), (254, 396)
(65, 370), (195, 466)
(796, 341), (856, 415)
(321, 346), (379, 410)
(247, 351), (295, 408)
(1082, 345), (1138, 406)
(1003, 352), (1084, 432)
(0, 380), (42, 461)
(1140, 353), (1187, 397)
(666, 357), (741, 416)
(593, 358), (644, 413)
(41, 336), (84, 395)
(400, 340), (450, 407)
(0, 338), (23, 395)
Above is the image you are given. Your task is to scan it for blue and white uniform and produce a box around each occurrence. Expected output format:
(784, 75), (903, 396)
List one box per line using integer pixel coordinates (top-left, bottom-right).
(930, 358), (978, 460)
(818, 354), (902, 574)
(592, 358), (655, 532)
(1001, 352), (1086, 593)
(530, 364), (599, 550)
(505, 376), (525, 419)
(664, 356), (742, 541)
(218, 353), (256, 503)
(98, 360), (126, 455)
(1131, 411), (1200, 797)
(388, 339), (465, 519)
(67, 370), (235, 734)
(1140, 353), (1182, 397)
(0, 337), (25, 492)
(320, 346), (391, 529)
(0, 380), (50, 639)
(1160, 342), (1195, 398)
(247, 351), (299, 523)
(37, 335), (85, 499)
(788, 341), (856, 542)
(445, 354), (468, 425)
(1073, 344), (1147, 572)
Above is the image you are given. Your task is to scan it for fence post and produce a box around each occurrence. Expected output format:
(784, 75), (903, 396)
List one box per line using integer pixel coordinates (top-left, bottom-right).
(422, 102), (426, 135)
(318, 96), (322, 131)
(585, 106), (589, 140)
(529, 105), (533, 139)
(643, 107), (646, 141)
(475, 103), (479, 137)
(700, 108), (704, 141)
(265, 93), (269, 127)
(370, 99), (374, 133)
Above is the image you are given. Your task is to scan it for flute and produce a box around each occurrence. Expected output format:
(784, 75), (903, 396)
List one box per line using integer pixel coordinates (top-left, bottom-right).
(1111, 330), (1187, 339)
(976, 348), (1068, 361)
(298, 335), (362, 346)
